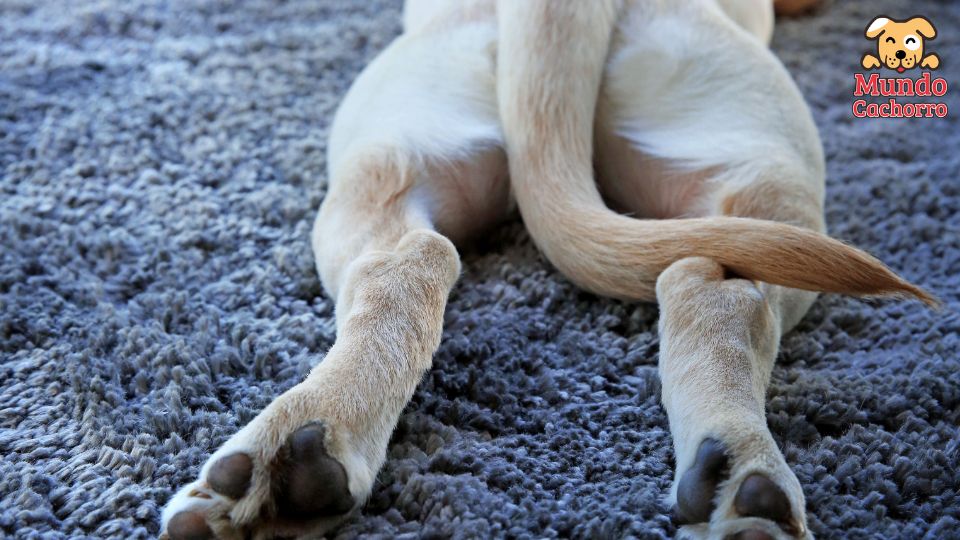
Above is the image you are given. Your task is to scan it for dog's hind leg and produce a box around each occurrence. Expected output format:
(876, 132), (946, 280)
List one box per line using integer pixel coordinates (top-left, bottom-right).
(160, 8), (507, 538)
(656, 179), (823, 540)
(598, 3), (831, 539)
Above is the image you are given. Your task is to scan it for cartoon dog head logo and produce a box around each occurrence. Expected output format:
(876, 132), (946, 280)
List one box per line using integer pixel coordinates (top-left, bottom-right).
(861, 16), (940, 73)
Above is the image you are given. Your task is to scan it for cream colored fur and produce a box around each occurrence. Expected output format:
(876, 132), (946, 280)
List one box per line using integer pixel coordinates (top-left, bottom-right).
(161, 1), (933, 538)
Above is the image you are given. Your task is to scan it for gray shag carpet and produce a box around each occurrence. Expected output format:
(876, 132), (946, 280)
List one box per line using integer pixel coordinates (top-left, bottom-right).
(2, 0), (959, 538)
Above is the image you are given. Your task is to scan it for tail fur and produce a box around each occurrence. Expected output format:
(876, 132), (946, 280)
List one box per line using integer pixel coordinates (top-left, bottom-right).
(494, 0), (936, 307)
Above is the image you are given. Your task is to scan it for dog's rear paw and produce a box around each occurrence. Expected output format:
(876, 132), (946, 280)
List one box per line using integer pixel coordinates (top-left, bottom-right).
(162, 421), (359, 540)
(672, 435), (809, 540)
(160, 381), (378, 540)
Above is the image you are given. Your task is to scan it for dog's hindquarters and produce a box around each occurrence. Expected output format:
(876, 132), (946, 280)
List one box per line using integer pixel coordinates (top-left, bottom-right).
(497, 0), (933, 307)
(598, 3), (927, 538)
(594, 0), (828, 333)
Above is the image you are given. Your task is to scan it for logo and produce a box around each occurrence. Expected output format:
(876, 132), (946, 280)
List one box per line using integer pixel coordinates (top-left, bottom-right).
(853, 15), (948, 118)
(861, 16), (940, 73)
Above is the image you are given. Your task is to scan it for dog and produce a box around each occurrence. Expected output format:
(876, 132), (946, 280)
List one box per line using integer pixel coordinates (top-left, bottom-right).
(862, 15), (940, 72)
(160, 1), (934, 539)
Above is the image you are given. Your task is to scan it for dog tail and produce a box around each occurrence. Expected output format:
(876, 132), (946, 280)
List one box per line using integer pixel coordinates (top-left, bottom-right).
(494, 1), (936, 306)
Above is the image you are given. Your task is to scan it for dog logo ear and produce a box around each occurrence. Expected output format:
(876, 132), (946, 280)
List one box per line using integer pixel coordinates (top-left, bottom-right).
(865, 17), (890, 39)
(909, 16), (937, 39)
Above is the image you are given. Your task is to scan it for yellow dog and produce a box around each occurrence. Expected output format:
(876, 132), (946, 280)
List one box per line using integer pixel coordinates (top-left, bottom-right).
(862, 16), (940, 72)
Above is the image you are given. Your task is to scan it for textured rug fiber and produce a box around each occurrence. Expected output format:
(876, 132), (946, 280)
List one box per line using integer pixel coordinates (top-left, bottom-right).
(1, 0), (959, 538)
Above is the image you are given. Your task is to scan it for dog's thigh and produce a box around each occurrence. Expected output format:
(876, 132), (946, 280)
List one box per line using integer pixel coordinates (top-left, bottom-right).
(597, 0), (823, 204)
(325, 17), (509, 254)
(714, 177), (823, 332)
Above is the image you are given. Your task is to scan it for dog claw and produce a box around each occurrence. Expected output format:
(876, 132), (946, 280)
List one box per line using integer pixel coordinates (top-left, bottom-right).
(167, 511), (214, 540)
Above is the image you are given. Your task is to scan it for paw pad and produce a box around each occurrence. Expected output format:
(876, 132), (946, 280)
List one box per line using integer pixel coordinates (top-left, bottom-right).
(734, 473), (797, 535)
(276, 422), (355, 519)
(675, 438), (729, 524)
(167, 511), (214, 540)
(725, 529), (775, 540)
(207, 452), (253, 499)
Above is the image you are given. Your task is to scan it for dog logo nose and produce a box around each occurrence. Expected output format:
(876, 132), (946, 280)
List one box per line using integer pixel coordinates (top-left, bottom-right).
(896, 50), (907, 59)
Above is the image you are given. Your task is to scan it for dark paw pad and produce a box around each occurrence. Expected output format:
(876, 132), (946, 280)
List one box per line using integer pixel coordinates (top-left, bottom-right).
(167, 511), (213, 540)
(674, 438), (729, 524)
(276, 422), (355, 519)
(734, 474), (796, 534)
(208, 452), (253, 499)
(725, 529), (775, 540)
